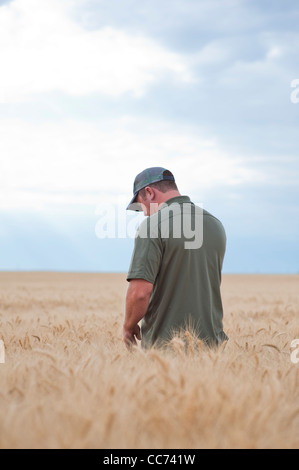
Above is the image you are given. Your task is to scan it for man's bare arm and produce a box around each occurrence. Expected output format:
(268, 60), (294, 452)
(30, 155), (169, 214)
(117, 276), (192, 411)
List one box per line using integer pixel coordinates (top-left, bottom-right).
(123, 279), (153, 349)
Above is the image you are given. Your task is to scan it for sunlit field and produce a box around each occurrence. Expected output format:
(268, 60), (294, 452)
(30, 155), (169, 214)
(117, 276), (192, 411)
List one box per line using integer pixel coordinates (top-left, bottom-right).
(0, 272), (298, 449)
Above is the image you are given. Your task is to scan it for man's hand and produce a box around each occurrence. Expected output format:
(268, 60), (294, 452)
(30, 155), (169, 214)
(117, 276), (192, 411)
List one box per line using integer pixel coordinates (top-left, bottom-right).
(122, 324), (142, 350)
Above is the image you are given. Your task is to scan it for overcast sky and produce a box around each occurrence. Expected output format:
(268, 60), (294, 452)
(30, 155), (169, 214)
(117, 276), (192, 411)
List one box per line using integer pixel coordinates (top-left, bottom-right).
(0, 0), (298, 273)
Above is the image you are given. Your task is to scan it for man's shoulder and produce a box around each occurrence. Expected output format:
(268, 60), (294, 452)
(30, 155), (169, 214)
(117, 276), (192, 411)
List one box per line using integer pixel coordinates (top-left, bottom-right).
(203, 208), (222, 223)
(202, 209), (226, 236)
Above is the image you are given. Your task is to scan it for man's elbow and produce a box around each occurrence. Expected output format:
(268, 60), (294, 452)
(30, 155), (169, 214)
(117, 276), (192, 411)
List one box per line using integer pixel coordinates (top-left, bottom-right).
(134, 289), (152, 302)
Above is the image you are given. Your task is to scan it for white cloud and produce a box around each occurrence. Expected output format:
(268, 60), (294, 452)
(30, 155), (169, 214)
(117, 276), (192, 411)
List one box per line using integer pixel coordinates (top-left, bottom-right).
(0, 117), (260, 210)
(192, 41), (231, 65)
(0, 0), (193, 102)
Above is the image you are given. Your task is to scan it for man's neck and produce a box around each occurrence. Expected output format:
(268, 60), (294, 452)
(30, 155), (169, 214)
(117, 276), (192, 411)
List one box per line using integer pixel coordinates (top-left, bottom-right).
(159, 190), (181, 205)
(147, 191), (182, 215)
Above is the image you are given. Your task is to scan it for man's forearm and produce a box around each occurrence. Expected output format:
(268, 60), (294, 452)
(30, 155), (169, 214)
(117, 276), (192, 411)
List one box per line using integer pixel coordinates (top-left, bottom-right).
(124, 289), (150, 331)
(123, 280), (153, 348)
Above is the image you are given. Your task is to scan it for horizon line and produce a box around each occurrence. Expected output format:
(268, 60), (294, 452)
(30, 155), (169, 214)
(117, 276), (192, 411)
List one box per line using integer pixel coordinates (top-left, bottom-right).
(0, 269), (298, 275)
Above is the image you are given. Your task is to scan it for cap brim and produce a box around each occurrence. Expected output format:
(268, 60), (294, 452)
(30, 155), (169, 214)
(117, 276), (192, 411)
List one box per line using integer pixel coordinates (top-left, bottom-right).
(126, 194), (143, 211)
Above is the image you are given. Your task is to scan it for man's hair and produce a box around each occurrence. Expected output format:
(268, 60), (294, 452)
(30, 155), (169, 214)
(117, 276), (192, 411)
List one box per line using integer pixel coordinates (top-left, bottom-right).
(139, 180), (178, 199)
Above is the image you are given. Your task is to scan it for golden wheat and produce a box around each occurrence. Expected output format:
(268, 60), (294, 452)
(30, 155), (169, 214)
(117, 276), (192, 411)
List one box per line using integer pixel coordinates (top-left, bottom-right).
(0, 272), (298, 449)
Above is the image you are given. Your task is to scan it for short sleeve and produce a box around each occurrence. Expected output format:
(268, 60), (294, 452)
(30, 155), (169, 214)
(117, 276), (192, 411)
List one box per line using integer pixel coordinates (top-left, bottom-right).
(126, 218), (163, 284)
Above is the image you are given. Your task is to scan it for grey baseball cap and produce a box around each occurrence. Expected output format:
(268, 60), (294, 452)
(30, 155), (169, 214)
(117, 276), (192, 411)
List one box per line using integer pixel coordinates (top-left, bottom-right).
(127, 167), (175, 211)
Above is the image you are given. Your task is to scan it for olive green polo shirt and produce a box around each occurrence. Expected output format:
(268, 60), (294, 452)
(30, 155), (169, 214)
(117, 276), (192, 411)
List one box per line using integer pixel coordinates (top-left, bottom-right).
(127, 195), (228, 349)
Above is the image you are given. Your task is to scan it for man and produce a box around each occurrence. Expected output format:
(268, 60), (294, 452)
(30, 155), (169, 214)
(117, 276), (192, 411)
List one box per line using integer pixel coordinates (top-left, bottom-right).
(123, 167), (228, 350)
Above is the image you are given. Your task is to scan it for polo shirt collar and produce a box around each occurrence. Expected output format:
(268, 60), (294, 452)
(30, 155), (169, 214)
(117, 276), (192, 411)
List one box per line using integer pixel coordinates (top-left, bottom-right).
(159, 195), (191, 211)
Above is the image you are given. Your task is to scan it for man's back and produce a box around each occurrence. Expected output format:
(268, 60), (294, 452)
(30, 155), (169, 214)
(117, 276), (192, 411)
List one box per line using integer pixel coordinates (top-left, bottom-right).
(127, 195), (228, 348)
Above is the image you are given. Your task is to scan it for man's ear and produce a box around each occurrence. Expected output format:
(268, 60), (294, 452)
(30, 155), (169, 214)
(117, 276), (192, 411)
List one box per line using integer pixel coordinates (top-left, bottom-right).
(146, 186), (155, 200)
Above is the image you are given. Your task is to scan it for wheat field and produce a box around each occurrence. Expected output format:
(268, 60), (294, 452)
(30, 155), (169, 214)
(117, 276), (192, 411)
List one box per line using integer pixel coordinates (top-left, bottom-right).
(0, 271), (298, 449)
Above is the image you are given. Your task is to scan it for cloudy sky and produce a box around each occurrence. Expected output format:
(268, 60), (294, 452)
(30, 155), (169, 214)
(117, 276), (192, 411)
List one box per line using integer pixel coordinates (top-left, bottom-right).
(0, 0), (298, 273)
